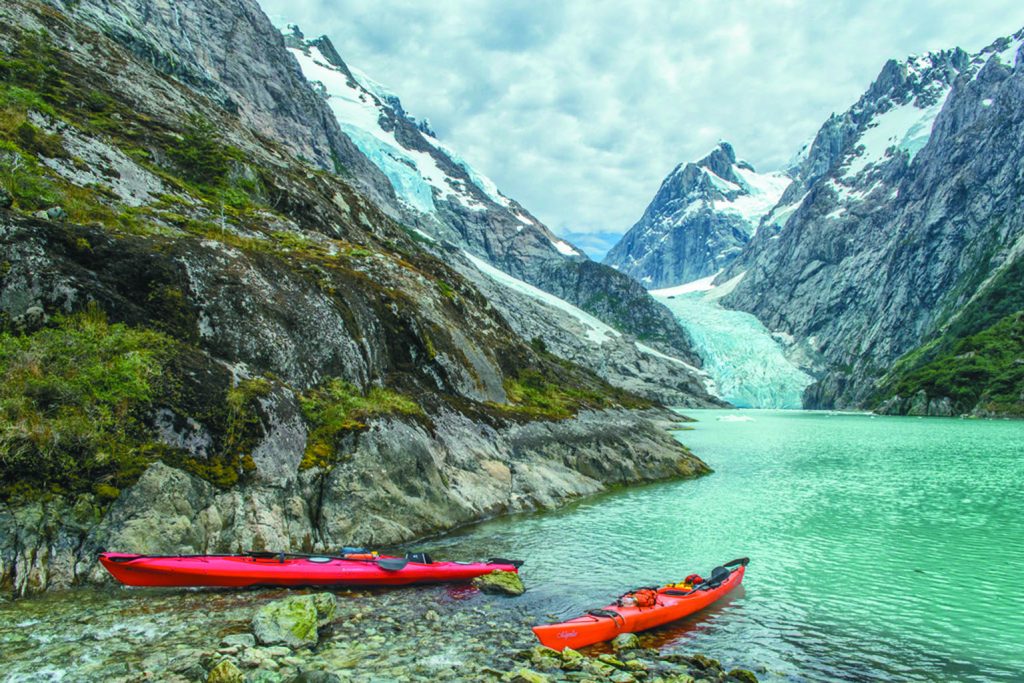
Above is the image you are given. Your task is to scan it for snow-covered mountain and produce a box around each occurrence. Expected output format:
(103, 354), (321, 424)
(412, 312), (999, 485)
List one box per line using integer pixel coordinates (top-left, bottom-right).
(281, 26), (718, 405)
(720, 27), (1024, 411)
(603, 142), (789, 288)
(282, 27), (584, 263)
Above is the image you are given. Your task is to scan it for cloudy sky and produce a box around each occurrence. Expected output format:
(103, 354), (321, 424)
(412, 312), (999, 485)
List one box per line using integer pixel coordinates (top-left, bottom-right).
(258, 0), (1024, 258)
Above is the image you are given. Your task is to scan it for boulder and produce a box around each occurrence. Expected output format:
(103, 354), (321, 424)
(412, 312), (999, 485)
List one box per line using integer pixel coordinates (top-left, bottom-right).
(559, 647), (584, 670)
(207, 658), (244, 683)
(251, 593), (336, 648)
(472, 569), (525, 596)
(502, 669), (550, 683)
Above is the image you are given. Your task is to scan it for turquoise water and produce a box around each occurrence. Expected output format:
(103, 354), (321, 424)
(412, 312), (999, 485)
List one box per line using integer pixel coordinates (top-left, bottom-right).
(430, 410), (1024, 681)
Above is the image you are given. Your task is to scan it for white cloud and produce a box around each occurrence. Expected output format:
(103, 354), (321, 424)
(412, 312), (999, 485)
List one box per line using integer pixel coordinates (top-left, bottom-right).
(259, 0), (1024, 242)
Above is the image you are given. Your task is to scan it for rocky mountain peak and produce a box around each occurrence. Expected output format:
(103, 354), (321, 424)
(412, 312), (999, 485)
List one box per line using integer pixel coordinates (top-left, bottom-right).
(718, 24), (1024, 412)
(603, 141), (789, 288)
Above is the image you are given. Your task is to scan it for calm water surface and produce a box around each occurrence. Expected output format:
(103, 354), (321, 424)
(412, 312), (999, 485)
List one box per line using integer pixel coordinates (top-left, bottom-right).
(431, 410), (1024, 682)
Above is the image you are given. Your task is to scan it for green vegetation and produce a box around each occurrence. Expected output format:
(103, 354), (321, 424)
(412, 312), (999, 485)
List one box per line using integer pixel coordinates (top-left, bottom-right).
(166, 377), (268, 488)
(880, 254), (1024, 416)
(168, 114), (238, 186)
(436, 280), (456, 299)
(497, 368), (648, 420)
(0, 307), (173, 499)
(882, 311), (1024, 415)
(0, 139), (59, 210)
(299, 379), (423, 470)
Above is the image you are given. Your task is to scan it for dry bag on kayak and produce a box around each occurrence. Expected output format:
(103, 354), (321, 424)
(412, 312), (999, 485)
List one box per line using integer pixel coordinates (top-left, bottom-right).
(618, 587), (658, 608)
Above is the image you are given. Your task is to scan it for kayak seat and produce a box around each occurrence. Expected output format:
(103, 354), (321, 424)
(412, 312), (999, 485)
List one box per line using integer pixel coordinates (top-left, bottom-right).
(405, 552), (433, 564)
(707, 566), (731, 587)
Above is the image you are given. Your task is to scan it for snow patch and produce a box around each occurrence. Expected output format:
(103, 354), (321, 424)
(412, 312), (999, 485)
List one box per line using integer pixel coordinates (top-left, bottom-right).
(842, 94), (949, 178)
(290, 45), (491, 215)
(550, 238), (581, 256)
(649, 273), (720, 296)
(463, 252), (617, 345)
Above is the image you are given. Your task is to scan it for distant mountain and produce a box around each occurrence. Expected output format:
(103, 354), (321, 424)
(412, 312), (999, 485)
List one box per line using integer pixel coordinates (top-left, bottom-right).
(719, 28), (1024, 413)
(603, 142), (789, 288)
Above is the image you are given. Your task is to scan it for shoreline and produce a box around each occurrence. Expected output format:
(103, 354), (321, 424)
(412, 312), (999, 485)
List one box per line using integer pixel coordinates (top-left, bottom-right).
(0, 582), (761, 682)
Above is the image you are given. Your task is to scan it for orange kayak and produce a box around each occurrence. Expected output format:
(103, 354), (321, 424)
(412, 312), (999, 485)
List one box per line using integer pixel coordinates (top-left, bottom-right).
(533, 558), (749, 650)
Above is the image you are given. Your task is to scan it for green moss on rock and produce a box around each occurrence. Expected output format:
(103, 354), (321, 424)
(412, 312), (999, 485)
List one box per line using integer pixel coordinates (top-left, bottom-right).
(0, 306), (174, 498)
(471, 569), (525, 596)
(298, 378), (422, 470)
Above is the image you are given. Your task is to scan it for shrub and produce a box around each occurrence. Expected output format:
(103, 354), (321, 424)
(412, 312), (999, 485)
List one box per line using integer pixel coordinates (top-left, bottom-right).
(886, 311), (1024, 414)
(167, 114), (238, 186)
(0, 307), (174, 497)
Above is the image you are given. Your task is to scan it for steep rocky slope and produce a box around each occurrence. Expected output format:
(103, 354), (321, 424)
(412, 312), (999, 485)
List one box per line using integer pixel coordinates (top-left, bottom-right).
(718, 30), (1024, 411)
(280, 27), (706, 368)
(604, 142), (789, 288)
(0, 1), (709, 594)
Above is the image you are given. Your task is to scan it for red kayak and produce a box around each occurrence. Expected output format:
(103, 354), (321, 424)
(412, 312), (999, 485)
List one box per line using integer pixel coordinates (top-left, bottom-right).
(99, 551), (521, 588)
(533, 558), (749, 650)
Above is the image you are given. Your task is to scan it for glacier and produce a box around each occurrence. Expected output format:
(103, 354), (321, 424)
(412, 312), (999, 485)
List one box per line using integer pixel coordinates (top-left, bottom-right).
(651, 276), (813, 408)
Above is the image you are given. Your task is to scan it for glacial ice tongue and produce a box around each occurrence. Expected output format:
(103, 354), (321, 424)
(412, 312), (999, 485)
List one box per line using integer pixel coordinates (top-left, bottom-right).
(651, 285), (813, 409)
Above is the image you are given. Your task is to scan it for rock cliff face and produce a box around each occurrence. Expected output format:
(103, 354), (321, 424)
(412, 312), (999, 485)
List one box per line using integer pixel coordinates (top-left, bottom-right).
(604, 142), (789, 288)
(719, 30), (1024, 410)
(45, 0), (399, 211)
(4, 409), (705, 595)
(0, 1), (709, 593)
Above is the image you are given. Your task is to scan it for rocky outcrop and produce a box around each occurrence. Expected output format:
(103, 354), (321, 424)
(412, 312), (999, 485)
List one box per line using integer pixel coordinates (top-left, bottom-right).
(604, 142), (789, 288)
(720, 29), (1024, 408)
(876, 392), (955, 417)
(2, 408), (708, 594)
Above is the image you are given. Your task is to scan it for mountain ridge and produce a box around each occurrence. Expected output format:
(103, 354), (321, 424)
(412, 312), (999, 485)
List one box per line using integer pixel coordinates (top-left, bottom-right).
(603, 141), (789, 288)
(720, 26), (1024, 412)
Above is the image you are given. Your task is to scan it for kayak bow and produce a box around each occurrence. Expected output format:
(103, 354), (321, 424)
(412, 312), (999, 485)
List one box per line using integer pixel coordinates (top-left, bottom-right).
(99, 551), (521, 588)
(533, 558), (749, 650)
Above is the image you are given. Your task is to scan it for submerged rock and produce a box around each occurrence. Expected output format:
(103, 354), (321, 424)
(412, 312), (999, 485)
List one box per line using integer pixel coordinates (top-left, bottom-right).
(501, 645), (757, 682)
(473, 570), (526, 596)
(251, 593), (337, 649)
(290, 672), (342, 683)
(611, 632), (640, 652)
(729, 669), (759, 683)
